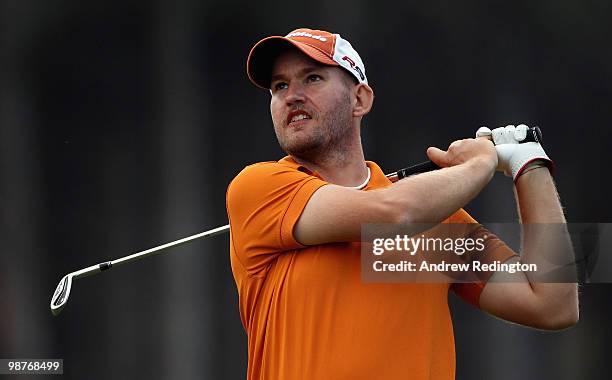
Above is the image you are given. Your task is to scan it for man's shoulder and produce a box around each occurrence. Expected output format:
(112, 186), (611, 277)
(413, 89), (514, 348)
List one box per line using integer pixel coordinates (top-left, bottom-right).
(242, 160), (283, 173)
(244, 159), (299, 170)
(233, 160), (301, 181)
(227, 157), (314, 197)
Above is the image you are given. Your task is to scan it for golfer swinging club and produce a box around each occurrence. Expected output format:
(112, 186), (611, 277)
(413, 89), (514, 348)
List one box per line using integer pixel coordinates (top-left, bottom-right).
(226, 28), (578, 379)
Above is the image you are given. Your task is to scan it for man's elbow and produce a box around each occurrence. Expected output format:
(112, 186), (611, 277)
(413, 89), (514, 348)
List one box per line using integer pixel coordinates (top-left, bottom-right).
(542, 307), (579, 331)
(535, 292), (580, 331)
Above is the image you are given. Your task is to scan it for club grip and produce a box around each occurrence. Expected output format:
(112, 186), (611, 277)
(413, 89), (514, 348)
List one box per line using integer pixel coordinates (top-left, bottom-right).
(385, 160), (440, 182)
(387, 126), (543, 182)
(526, 126), (543, 143)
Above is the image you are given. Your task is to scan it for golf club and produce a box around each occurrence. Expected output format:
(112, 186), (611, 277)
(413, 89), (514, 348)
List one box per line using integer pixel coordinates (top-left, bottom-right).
(49, 126), (543, 316)
(49, 161), (438, 316)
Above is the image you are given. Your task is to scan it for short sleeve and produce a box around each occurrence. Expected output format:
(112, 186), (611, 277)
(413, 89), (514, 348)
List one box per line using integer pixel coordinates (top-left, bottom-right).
(447, 209), (518, 308)
(226, 162), (328, 275)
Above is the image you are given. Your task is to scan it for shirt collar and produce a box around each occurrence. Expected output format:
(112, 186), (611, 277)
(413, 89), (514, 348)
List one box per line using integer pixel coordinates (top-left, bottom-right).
(277, 155), (392, 189)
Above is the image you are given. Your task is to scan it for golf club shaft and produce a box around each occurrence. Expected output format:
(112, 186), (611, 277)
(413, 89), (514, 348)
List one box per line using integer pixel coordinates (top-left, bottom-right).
(64, 160), (439, 280)
(72, 224), (231, 280)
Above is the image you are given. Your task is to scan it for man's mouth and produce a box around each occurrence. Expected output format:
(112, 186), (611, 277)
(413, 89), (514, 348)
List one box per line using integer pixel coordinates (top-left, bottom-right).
(287, 110), (312, 126)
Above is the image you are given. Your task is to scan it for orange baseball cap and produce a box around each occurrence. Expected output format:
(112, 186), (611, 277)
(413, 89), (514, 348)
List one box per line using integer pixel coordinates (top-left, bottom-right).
(247, 28), (368, 89)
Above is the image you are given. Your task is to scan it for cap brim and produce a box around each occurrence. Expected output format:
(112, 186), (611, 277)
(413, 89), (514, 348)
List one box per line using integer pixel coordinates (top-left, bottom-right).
(247, 36), (338, 89)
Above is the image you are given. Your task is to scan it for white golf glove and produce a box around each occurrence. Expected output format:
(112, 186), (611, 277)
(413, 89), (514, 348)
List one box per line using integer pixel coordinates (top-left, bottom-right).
(476, 124), (553, 181)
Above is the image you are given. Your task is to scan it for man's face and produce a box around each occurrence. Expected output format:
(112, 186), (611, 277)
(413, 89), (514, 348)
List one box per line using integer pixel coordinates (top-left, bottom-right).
(269, 48), (354, 160)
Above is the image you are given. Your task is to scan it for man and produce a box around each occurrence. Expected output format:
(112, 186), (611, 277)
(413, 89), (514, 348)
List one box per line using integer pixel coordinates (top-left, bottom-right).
(226, 28), (578, 379)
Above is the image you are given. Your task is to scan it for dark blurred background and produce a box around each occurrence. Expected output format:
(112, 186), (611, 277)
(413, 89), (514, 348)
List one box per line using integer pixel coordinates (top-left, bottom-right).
(1, 0), (610, 379)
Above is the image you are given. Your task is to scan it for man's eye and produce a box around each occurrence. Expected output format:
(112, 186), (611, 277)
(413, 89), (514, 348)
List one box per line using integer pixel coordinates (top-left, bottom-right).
(273, 82), (288, 91)
(307, 75), (322, 82)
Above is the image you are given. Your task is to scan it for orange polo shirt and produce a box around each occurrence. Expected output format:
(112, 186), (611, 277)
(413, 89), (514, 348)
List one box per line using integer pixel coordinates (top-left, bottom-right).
(226, 156), (513, 379)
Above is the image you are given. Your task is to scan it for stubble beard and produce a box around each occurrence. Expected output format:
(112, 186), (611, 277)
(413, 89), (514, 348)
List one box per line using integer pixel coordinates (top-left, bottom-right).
(274, 93), (353, 164)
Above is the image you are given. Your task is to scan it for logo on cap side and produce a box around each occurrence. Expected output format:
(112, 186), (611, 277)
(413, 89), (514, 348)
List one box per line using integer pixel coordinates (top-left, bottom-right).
(342, 56), (365, 81)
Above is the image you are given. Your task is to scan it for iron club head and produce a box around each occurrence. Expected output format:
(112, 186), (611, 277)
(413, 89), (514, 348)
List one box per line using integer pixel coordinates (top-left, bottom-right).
(50, 274), (73, 316)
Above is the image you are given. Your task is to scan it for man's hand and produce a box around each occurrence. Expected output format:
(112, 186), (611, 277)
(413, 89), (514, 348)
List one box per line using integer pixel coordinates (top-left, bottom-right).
(426, 137), (498, 173)
(476, 124), (552, 181)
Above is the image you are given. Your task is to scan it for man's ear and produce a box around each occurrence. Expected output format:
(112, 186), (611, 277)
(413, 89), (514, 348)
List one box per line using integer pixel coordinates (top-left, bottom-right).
(352, 84), (374, 117)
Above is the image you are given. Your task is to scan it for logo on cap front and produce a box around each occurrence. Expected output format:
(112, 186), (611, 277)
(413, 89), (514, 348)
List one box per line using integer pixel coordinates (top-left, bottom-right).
(286, 31), (328, 42)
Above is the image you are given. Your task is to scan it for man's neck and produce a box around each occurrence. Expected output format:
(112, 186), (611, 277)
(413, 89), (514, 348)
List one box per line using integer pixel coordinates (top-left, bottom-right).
(292, 139), (369, 188)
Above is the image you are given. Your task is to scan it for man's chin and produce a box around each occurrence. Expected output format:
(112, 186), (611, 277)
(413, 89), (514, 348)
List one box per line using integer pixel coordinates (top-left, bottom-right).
(281, 141), (324, 159)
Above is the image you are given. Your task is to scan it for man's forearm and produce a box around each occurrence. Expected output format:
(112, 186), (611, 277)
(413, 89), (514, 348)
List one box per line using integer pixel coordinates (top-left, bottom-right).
(514, 166), (579, 321)
(385, 158), (495, 225)
(515, 166), (565, 223)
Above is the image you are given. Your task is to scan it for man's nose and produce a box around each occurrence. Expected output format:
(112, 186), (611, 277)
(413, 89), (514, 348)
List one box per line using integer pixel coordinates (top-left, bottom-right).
(285, 82), (306, 105)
